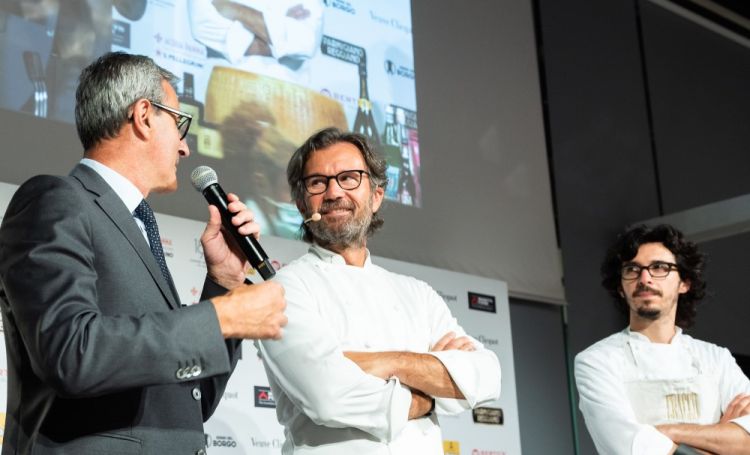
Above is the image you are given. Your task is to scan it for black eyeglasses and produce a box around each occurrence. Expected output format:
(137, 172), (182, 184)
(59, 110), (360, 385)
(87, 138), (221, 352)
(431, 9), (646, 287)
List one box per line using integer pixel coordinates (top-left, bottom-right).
(302, 170), (370, 195)
(621, 262), (678, 281)
(151, 101), (192, 140)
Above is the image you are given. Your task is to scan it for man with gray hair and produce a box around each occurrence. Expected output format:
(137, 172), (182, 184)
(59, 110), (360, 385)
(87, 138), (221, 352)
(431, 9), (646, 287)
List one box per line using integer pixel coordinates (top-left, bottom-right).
(256, 127), (502, 454)
(0, 52), (287, 454)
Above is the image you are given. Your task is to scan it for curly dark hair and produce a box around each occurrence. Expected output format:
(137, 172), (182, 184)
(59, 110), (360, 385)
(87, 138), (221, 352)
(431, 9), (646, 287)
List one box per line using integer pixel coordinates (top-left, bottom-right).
(601, 224), (707, 328)
(286, 127), (388, 243)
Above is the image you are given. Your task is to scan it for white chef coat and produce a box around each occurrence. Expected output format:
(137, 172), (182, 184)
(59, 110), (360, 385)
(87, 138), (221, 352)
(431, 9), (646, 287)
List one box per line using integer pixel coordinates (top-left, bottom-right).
(256, 244), (502, 454)
(188, 0), (323, 84)
(575, 327), (750, 455)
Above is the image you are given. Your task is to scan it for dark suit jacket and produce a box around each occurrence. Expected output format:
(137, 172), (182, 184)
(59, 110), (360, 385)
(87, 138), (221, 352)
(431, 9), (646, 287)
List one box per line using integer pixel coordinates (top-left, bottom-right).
(0, 164), (242, 454)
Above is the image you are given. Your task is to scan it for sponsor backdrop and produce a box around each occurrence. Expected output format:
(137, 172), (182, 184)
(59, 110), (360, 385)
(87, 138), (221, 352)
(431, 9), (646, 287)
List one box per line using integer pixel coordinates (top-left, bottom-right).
(0, 181), (519, 454)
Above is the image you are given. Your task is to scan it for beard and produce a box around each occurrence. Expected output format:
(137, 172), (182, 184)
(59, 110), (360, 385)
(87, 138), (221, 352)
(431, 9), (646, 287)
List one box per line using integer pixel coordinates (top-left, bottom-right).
(308, 196), (374, 250)
(630, 282), (665, 321)
(636, 307), (662, 320)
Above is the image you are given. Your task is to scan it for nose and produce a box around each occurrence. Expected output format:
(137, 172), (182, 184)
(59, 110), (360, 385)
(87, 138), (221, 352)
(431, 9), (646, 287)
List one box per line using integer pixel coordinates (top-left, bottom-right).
(637, 267), (653, 284)
(179, 137), (190, 158)
(323, 177), (345, 199)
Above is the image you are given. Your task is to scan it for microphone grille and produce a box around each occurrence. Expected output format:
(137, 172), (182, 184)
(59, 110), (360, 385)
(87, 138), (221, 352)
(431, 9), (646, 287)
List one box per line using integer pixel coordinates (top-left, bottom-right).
(190, 166), (218, 192)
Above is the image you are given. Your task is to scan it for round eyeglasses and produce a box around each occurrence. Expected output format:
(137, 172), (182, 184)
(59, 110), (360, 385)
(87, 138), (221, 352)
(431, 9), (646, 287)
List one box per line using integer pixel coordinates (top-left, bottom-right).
(302, 170), (370, 195)
(621, 262), (678, 281)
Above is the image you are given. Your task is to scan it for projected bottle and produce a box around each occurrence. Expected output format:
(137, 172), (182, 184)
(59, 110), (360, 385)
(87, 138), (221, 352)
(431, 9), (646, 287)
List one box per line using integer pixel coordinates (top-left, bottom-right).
(179, 73), (201, 153)
(179, 72), (223, 158)
(381, 105), (402, 199)
(352, 63), (380, 144)
(395, 107), (414, 204)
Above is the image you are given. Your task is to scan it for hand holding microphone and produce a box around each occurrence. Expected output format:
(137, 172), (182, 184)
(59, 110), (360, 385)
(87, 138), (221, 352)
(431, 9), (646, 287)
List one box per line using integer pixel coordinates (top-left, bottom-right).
(191, 166), (275, 281)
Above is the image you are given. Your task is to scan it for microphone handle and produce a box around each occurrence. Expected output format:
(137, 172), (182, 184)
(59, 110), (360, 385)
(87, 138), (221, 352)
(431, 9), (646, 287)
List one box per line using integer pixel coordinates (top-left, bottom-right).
(202, 183), (275, 280)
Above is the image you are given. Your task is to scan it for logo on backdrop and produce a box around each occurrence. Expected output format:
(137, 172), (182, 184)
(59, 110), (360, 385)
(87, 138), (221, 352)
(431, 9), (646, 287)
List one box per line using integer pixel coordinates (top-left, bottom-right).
(437, 290), (458, 304)
(112, 21), (131, 48)
(369, 10), (412, 34)
(254, 386), (276, 408)
(443, 440), (461, 455)
(205, 434), (238, 449)
(476, 335), (499, 347)
(323, 0), (356, 15)
(472, 407), (504, 425)
(383, 59), (415, 80)
(468, 292), (496, 313)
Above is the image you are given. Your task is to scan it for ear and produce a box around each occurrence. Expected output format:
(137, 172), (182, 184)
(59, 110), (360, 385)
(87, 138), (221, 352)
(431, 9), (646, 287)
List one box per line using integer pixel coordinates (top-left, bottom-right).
(129, 98), (153, 140)
(371, 185), (385, 213)
(618, 286), (625, 298)
(678, 279), (691, 295)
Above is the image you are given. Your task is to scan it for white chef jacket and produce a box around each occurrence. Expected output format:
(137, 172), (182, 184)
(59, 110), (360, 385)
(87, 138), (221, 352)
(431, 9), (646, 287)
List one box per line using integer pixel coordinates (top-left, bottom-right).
(575, 327), (750, 455)
(256, 245), (502, 454)
(188, 0), (323, 83)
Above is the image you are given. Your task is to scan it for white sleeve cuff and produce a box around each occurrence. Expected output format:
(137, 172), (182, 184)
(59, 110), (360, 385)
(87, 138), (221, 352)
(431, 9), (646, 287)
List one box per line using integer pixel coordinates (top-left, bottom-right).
(631, 425), (675, 455)
(386, 378), (412, 441)
(428, 350), (501, 407)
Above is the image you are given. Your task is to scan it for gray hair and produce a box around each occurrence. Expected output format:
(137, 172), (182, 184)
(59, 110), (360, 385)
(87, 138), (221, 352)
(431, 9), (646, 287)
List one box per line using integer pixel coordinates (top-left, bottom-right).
(287, 127), (388, 243)
(75, 52), (178, 150)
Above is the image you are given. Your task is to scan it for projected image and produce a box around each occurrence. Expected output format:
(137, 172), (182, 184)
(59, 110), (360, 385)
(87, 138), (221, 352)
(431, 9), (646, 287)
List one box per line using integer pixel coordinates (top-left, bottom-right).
(0, 0), (420, 239)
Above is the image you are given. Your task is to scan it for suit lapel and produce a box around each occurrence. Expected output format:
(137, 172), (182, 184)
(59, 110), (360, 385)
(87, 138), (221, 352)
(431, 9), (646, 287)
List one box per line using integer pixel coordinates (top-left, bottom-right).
(70, 164), (180, 309)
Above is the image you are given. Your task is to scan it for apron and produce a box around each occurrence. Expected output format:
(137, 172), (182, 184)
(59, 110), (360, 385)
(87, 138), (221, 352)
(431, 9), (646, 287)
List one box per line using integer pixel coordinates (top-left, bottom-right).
(624, 339), (722, 425)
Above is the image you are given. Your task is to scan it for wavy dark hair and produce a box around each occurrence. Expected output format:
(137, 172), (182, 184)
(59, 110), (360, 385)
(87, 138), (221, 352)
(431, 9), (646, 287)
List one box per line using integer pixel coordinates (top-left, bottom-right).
(286, 127), (388, 243)
(601, 224), (706, 328)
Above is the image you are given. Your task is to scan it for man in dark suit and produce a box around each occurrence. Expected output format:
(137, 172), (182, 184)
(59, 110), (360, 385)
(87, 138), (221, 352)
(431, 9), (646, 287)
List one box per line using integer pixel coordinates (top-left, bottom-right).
(0, 52), (287, 454)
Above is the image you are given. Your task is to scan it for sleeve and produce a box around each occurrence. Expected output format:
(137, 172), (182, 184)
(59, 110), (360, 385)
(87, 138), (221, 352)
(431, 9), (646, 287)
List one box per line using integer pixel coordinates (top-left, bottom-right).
(198, 277), (243, 420)
(187, 0), (255, 64)
(717, 347), (750, 433)
(263, 0), (323, 59)
(574, 348), (674, 455)
(0, 176), (233, 398)
(419, 282), (501, 415)
(256, 267), (412, 442)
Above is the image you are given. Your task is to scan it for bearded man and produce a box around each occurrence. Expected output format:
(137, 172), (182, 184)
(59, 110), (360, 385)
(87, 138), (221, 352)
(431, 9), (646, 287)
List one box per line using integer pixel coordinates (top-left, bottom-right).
(255, 127), (501, 454)
(575, 224), (750, 455)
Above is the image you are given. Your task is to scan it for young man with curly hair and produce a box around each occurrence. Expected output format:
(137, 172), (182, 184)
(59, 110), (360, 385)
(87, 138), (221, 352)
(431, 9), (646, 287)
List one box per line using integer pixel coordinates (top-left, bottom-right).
(575, 224), (750, 454)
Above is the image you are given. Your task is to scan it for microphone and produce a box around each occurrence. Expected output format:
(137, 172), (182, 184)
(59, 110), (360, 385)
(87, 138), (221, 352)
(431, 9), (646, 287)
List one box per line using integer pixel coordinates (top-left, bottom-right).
(190, 166), (275, 280)
(304, 213), (321, 223)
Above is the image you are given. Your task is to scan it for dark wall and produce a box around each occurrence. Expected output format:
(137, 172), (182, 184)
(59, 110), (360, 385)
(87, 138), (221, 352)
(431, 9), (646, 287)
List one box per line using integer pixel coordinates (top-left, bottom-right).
(510, 299), (575, 455)
(536, 0), (750, 453)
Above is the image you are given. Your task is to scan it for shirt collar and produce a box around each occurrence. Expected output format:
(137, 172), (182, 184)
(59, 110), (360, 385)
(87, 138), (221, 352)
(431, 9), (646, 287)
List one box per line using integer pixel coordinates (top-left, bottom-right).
(624, 326), (683, 345)
(308, 243), (372, 267)
(80, 158), (144, 214)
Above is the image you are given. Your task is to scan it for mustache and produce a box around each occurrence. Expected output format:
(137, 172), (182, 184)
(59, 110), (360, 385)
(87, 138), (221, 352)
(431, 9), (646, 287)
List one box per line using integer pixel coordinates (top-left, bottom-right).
(632, 282), (662, 297)
(318, 199), (355, 214)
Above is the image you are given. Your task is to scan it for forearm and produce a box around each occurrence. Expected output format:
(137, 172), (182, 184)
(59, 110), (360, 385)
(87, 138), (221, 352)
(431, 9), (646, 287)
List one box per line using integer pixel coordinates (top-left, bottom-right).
(658, 423), (750, 455)
(344, 351), (464, 399)
(409, 388), (434, 419)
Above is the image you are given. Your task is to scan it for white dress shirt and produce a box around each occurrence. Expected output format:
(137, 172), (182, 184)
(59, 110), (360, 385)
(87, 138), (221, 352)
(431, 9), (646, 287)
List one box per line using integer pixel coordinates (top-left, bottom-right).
(256, 244), (501, 454)
(575, 327), (750, 455)
(79, 158), (150, 245)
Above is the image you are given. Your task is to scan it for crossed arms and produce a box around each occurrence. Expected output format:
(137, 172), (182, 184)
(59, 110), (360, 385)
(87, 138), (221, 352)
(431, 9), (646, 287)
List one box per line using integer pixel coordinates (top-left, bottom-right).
(256, 267), (501, 441)
(575, 346), (750, 455)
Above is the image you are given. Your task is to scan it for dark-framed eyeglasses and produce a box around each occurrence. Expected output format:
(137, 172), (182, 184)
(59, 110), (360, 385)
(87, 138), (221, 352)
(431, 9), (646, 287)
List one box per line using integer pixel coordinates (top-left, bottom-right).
(151, 101), (192, 140)
(302, 170), (370, 195)
(621, 262), (678, 281)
